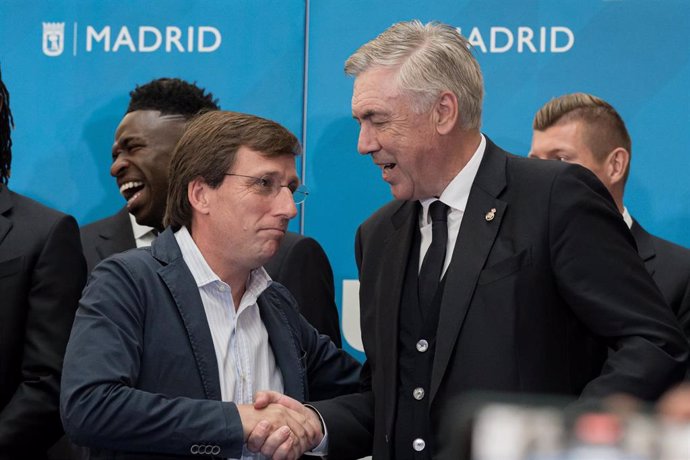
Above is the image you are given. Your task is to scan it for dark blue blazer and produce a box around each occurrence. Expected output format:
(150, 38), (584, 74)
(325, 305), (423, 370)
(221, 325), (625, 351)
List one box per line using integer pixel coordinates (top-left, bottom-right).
(61, 228), (360, 459)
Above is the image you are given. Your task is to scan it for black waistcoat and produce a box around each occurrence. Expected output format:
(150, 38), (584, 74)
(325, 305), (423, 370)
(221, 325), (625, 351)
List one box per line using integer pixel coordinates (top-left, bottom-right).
(394, 228), (447, 460)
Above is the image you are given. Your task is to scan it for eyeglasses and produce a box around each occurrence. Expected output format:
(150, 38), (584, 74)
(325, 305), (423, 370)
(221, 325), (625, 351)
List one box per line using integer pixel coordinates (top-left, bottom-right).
(224, 173), (309, 204)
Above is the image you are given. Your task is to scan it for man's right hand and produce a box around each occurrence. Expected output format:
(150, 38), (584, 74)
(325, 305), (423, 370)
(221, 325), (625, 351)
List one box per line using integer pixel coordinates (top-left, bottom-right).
(238, 397), (322, 460)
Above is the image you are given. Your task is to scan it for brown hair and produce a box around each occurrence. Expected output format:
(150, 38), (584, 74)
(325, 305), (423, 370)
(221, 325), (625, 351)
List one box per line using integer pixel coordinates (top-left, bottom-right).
(533, 93), (632, 181)
(164, 110), (300, 230)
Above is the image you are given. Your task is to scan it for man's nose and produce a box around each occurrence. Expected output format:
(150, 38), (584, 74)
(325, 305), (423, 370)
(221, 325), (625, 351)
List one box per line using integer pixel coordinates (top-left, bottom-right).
(357, 124), (381, 156)
(275, 186), (298, 219)
(110, 153), (129, 177)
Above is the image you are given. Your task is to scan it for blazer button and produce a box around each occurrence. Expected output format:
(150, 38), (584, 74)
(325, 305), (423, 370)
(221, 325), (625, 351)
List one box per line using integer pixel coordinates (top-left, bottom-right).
(416, 339), (429, 352)
(413, 387), (425, 400)
(413, 438), (426, 451)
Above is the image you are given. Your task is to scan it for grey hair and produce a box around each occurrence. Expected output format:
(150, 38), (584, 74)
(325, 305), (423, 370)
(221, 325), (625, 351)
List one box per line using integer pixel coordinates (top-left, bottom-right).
(345, 20), (483, 129)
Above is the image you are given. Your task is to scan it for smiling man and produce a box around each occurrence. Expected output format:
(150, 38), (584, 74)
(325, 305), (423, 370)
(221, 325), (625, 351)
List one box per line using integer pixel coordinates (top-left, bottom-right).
(112, 110), (187, 229)
(256, 20), (688, 459)
(81, 78), (344, 347)
(81, 78), (219, 268)
(61, 111), (360, 459)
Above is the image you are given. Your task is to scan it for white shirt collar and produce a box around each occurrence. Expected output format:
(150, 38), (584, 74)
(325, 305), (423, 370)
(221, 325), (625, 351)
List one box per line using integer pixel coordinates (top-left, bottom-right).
(128, 213), (158, 248)
(622, 206), (633, 229)
(174, 225), (271, 293)
(419, 133), (486, 222)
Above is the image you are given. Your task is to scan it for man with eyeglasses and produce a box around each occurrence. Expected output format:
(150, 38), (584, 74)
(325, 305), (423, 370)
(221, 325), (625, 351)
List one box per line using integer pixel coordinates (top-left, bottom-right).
(82, 77), (344, 347)
(61, 110), (361, 460)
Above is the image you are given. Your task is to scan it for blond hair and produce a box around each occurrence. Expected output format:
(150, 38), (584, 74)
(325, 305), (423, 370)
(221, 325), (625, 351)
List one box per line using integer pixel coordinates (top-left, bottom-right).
(534, 93), (632, 181)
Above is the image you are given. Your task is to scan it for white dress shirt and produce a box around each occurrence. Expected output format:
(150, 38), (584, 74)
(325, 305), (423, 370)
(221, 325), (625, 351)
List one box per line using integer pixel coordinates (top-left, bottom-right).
(128, 213), (157, 248)
(418, 134), (486, 277)
(175, 226), (283, 460)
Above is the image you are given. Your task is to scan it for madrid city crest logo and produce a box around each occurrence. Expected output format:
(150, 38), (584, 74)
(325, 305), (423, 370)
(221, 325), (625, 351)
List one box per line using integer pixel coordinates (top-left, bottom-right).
(42, 22), (65, 56)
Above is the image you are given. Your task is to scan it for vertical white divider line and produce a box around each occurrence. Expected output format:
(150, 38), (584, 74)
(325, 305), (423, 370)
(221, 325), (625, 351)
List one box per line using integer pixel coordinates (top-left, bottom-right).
(73, 22), (78, 56)
(299, 0), (310, 235)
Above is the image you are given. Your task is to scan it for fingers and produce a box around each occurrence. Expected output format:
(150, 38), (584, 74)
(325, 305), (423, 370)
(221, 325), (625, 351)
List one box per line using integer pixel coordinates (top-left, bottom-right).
(253, 390), (277, 410)
(239, 402), (318, 456)
(303, 405), (325, 446)
(254, 390), (302, 411)
(271, 435), (296, 460)
(253, 391), (323, 448)
(277, 409), (311, 453)
(246, 420), (272, 453)
(258, 426), (295, 459)
(247, 423), (304, 460)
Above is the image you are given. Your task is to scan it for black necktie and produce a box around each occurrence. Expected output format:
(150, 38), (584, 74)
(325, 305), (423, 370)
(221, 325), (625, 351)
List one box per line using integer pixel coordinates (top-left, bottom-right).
(418, 200), (449, 311)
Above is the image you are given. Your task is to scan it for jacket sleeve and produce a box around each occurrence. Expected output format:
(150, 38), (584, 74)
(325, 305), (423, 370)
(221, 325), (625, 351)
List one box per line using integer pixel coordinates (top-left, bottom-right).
(306, 225), (374, 460)
(676, 277), (690, 343)
(298, 311), (361, 402)
(310, 362), (374, 460)
(0, 214), (86, 452)
(549, 166), (689, 399)
(60, 255), (245, 458)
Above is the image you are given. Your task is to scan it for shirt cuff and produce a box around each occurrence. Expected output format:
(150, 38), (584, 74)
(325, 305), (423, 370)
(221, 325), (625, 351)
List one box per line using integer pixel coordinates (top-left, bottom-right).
(303, 404), (328, 456)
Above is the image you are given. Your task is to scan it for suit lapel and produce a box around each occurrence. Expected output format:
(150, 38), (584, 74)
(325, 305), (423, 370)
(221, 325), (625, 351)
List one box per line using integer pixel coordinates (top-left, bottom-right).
(96, 207), (136, 260)
(630, 220), (656, 277)
(258, 292), (304, 400)
(381, 201), (418, 435)
(430, 140), (508, 403)
(154, 230), (222, 400)
(0, 186), (12, 245)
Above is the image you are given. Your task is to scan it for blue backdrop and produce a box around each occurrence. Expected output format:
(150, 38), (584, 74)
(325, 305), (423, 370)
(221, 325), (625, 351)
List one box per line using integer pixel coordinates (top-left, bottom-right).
(2, 0), (688, 359)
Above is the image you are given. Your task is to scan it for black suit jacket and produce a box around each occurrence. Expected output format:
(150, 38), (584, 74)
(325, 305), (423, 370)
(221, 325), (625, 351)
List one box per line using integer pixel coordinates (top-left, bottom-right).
(81, 207), (342, 346)
(0, 185), (86, 459)
(631, 219), (690, 338)
(313, 138), (688, 459)
(80, 207), (135, 273)
(264, 231), (342, 346)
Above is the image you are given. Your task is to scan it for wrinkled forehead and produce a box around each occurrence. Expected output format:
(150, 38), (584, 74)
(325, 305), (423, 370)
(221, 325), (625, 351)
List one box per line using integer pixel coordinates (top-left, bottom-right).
(115, 110), (186, 138)
(353, 66), (402, 96)
(352, 69), (407, 118)
(233, 146), (299, 178)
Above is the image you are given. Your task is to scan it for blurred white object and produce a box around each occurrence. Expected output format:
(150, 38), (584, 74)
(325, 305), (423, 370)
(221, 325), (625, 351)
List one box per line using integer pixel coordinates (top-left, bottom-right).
(342, 279), (363, 352)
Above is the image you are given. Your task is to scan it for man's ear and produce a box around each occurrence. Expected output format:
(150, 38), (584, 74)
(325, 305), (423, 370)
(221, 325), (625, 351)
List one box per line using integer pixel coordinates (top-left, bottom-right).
(606, 147), (630, 186)
(435, 91), (459, 135)
(188, 178), (211, 215)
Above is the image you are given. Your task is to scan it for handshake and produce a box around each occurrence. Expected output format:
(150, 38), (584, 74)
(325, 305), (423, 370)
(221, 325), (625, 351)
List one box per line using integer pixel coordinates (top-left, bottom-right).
(239, 391), (325, 460)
